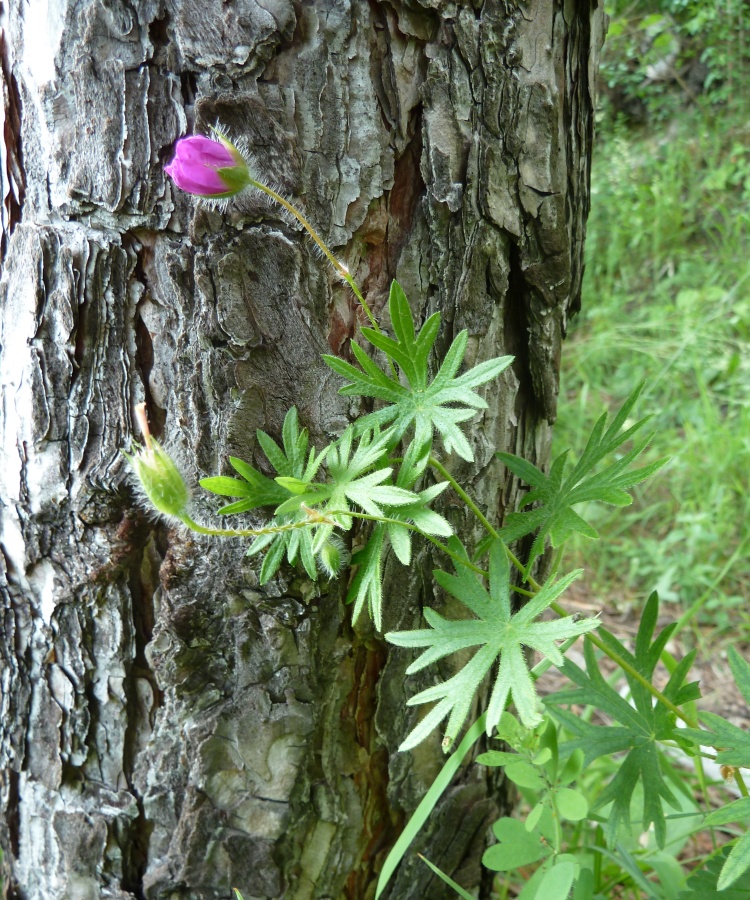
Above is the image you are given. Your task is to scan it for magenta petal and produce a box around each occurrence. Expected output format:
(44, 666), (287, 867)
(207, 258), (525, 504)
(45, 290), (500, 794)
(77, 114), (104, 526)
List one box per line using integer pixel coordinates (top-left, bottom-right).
(165, 158), (229, 196)
(165, 134), (240, 197)
(175, 135), (235, 167)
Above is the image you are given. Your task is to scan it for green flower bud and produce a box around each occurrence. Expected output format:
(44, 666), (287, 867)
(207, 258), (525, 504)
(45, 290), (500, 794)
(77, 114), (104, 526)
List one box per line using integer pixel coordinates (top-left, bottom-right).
(124, 439), (191, 520)
(125, 404), (191, 521)
(318, 535), (349, 578)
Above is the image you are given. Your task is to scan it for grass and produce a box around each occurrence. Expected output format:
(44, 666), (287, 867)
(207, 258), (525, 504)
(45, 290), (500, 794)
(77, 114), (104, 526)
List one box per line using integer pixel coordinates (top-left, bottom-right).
(555, 99), (750, 635)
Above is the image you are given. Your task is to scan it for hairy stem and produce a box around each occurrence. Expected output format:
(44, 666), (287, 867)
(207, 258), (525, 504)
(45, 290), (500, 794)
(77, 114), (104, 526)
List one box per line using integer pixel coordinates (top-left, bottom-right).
(429, 456), (499, 539)
(248, 177), (379, 330)
(177, 514), (315, 538)
(429, 455), (542, 591)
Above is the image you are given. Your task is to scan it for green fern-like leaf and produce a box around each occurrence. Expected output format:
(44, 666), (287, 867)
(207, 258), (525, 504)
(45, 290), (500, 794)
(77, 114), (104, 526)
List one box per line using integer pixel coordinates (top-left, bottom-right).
(494, 384), (667, 575)
(323, 281), (512, 462)
(386, 539), (595, 752)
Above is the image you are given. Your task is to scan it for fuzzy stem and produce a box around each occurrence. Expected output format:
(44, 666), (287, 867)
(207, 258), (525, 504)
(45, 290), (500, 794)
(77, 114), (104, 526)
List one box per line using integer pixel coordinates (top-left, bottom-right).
(177, 514), (317, 539)
(247, 177), (379, 330)
(429, 456), (499, 538)
(429, 455), (542, 591)
(323, 509), (489, 577)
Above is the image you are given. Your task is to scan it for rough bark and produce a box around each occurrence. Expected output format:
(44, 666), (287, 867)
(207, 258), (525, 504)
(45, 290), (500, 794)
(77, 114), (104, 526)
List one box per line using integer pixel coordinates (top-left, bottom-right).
(0, 1), (604, 898)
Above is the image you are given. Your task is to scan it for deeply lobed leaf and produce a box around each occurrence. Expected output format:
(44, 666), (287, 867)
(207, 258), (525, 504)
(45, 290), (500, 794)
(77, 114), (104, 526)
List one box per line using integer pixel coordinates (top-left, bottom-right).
(323, 280), (512, 462)
(386, 539), (595, 752)
(494, 384), (668, 576)
(546, 592), (700, 849)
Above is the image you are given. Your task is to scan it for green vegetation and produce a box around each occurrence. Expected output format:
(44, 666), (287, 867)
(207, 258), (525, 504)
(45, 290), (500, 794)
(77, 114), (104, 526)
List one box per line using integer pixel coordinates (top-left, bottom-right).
(556, 0), (750, 636)
(162, 8), (750, 895)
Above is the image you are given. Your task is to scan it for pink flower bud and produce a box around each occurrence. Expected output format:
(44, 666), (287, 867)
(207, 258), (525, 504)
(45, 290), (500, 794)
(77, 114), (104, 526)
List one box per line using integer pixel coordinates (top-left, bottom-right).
(165, 134), (250, 198)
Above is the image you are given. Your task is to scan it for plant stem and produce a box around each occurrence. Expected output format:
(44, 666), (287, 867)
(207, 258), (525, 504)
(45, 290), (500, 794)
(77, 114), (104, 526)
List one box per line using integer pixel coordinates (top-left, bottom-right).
(182, 506), (493, 577)
(735, 769), (749, 798)
(549, 597), (697, 728)
(247, 177), (379, 330)
(178, 514), (316, 539)
(584, 629), (696, 727)
(429, 456), (499, 538)
(328, 509), (492, 577)
(429, 455), (543, 591)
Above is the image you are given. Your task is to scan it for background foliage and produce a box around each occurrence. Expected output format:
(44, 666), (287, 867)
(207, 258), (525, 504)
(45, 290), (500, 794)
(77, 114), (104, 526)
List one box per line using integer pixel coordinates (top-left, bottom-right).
(556, 0), (750, 636)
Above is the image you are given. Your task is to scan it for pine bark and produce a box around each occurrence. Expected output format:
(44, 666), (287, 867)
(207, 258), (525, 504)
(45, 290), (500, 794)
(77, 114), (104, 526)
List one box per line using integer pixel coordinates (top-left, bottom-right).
(0, 1), (604, 898)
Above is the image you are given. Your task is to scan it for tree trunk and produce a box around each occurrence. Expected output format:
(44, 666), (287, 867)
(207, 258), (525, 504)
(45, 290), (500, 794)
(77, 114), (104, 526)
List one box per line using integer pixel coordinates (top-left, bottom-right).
(0, 1), (604, 898)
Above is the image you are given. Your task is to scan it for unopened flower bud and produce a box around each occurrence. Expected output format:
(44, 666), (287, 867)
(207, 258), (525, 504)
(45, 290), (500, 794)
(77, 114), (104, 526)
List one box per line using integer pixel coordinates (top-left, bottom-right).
(318, 535), (350, 578)
(124, 404), (190, 520)
(165, 133), (251, 199)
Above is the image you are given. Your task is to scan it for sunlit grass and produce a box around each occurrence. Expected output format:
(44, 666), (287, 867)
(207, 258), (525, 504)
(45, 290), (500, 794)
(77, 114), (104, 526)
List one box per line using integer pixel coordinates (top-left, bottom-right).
(556, 99), (750, 632)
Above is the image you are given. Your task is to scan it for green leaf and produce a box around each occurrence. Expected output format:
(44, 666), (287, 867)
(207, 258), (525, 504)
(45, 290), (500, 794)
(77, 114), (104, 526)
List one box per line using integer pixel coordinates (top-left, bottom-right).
(572, 868), (594, 900)
(386, 539), (596, 751)
(536, 860), (577, 900)
(718, 831), (750, 891)
(546, 593), (699, 849)
(505, 760), (545, 790)
(683, 647), (750, 768)
(219, 407), (327, 582)
(259, 535), (286, 584)
(496, 384), (668, 575)
(704, 797), (750, 827)
(323, 280), (512, 461)
(482, 818), (552, 872)
(554, 788), (588, 822)
(476, 750), (520, 767)
(525, 802), (546, 833)
(277, 427), (421, 527)
(417, 855), (474, 900)
(677, 845), (750, 898)
(517, 864), (548, 900)
(343, 436), (452, 628)
(559, 748), (584, 786)
(347, 524), (385, 628)
(199, 460), (288, 509)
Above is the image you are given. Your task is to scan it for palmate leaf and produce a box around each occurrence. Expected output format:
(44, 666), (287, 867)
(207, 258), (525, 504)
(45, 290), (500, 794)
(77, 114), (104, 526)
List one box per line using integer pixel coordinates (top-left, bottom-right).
(677, 845), (750, 898)
(681, 647), (750, 769)
(346, 435), (453, 629)
(679, 648), (750, 892)
(545, 593), (701, 849)
(200, 407), (327, 583)
(323, 280), (512, 462)
(386, 539), (596, 752)
(494, 384), (668, 575)
(272, 425), (453, 629)
(275, 426), (419, 540)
